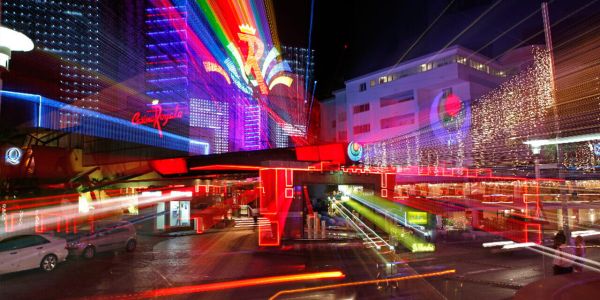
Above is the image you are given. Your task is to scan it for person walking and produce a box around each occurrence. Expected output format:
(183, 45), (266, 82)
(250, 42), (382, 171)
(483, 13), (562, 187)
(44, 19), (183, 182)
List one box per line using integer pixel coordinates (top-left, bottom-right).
(251, 206), (259, 225)
(574, 235), (586, 272)
(552, 231), (574, 275)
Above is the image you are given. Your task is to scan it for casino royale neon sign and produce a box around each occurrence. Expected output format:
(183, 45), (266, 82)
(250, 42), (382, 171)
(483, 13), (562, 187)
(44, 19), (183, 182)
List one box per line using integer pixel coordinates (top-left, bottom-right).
(131, 105), (183, 138)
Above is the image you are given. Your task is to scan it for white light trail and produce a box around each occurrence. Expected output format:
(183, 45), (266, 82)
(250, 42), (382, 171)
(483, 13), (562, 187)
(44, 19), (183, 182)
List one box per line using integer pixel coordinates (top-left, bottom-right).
(482, 241), (515, 248)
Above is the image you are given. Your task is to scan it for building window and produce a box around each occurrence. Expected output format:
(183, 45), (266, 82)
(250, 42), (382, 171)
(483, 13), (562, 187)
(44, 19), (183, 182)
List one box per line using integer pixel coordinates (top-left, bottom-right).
(419, 63), (432, 72)
(380, 113), (415, 129)
(359, 82), (367, 92)
(353, 103), (370, 114)
(370, 79), (376, 87)
(380, 90), (414, 107)
(332, 120), (336, 128)
(338, 131), (347, 141)
(353, 124), (371, 135)
(338, 111), (347, 122)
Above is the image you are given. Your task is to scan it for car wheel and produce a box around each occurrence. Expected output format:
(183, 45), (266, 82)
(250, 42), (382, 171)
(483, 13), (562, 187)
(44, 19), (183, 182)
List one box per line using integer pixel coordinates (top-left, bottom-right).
(83, 246), (96, 259)
(40, 254), (58, 272)
(126, 239), (137, 252)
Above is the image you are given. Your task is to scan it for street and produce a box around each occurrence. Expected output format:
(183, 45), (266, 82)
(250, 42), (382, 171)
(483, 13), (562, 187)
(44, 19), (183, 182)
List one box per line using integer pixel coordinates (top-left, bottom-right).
(2, 223), (596, 300)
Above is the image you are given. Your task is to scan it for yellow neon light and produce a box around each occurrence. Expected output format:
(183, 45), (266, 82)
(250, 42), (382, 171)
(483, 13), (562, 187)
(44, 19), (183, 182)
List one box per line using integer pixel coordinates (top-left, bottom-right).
(203, 62), (231, 84)
(268, 75), (293, 90)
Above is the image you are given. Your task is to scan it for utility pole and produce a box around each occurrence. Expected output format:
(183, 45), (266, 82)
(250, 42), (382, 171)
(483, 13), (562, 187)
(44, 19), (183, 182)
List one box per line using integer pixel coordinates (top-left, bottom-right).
(542, 1), (569, 239)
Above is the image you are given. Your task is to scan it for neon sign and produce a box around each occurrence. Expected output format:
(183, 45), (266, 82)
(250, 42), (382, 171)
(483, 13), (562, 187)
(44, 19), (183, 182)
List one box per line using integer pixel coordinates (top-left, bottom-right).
(203, 61), (231, 84)
(5, 147), (22, 165)
(238, 24), (268, 95)
(412, 243), (435, 252)
(131, 104), (184, 138)
(407, 212), (428, 225)
(430, 91), (471, 145)
(347, 141), (363, 162)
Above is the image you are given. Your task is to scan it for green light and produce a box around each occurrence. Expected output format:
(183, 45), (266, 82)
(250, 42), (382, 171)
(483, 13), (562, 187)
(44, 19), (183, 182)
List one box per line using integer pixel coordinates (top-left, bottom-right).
(407, 212), (428, 225)
(345, 200), (434, 252)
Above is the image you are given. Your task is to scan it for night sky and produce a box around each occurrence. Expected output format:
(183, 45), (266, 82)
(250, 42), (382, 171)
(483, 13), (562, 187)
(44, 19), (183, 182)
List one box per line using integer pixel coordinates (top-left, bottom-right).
(273, 0), (600, 99)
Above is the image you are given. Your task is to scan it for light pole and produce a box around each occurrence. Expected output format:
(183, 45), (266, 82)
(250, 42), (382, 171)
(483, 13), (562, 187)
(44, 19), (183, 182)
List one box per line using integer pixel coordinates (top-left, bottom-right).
(541, 1), (570, 240)
(0, 26), (34, 116)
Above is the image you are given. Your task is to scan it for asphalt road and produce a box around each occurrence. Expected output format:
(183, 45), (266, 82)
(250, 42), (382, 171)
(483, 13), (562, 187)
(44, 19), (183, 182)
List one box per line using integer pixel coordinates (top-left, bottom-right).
(1, 226), (596, 300)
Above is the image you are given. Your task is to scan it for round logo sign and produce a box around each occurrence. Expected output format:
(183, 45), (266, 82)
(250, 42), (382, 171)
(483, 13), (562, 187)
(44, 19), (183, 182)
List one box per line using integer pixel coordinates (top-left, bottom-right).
(347, 141), (363, 162)
(429, 91), (471, 145)
(5, 147), (22, 165)
(594, 143), (600, 156)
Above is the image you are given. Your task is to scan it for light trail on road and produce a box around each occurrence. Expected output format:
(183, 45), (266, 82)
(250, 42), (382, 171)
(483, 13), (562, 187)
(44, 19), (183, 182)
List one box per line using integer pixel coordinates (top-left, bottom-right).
(85, 271), (345, 300)
(268, 269), (456, 300)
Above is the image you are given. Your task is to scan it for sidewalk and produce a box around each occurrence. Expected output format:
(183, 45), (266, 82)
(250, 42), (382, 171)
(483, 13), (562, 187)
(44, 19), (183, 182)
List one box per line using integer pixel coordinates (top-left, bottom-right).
(514, 272), (600, 299)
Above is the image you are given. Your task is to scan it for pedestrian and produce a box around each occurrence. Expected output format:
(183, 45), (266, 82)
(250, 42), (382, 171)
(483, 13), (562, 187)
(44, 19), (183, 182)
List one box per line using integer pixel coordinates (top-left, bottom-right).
(252, 206), (259, 225)
(552, 231), (574, 275)
(574, 235), (586, 272)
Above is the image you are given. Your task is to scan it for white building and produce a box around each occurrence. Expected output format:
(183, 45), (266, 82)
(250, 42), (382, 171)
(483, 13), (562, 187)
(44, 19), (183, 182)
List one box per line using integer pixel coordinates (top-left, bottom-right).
(321, 46), (526, 146)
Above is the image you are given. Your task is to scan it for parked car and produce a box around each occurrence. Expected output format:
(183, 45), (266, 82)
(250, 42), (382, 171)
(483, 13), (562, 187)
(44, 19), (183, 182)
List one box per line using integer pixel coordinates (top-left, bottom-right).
(0, 234), (68, 275)
(66, 220), (137, 259)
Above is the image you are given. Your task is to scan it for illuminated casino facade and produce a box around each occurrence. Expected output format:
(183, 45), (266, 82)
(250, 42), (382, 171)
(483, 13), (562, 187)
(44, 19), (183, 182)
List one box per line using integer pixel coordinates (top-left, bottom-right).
(144, 0), (307, 154)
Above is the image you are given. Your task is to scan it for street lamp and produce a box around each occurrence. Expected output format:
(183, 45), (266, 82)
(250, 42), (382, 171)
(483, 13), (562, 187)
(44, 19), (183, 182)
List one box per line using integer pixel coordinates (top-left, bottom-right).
(0, 26), (34, 71)
(0, 26), (34, 117)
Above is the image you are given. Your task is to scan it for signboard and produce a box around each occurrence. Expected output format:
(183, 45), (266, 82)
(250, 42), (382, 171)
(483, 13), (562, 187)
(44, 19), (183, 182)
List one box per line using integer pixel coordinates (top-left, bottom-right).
(131, 104), (183, 138)
(430, 91), (471, 145)
(347, 141), (363, 162)
(407, 211), (428, 225)
(5, 147), (22, 165)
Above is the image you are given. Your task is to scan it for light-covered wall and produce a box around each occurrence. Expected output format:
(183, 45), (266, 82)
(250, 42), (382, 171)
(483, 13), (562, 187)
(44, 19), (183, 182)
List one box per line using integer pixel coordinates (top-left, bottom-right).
(321, 46), (514, 146)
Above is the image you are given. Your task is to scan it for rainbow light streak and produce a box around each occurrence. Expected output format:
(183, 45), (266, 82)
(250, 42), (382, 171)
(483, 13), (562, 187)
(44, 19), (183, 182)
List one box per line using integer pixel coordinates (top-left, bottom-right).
(157, 0), (292, 96)
(94, 271), (345, 300)
(0, 90), (209, 154)
(145, 0), (305, 152)
(269, 269), (456, 300)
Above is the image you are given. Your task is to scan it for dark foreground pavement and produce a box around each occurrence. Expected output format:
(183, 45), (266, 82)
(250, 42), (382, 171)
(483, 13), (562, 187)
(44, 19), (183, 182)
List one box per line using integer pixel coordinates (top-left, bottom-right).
(514, 272), (600, 299)
(2, 226), (597, 300)
(0, 227), (442, 300)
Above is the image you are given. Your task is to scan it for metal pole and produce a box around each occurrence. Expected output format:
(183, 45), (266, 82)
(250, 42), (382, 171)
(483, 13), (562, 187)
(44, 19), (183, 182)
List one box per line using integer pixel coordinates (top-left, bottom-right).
(304, 0), (315, 103)
(542, 1), (569, 239)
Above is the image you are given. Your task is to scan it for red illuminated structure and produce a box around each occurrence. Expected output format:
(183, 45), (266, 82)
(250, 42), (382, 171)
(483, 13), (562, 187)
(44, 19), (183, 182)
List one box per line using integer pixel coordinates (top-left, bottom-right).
(1, 143), (549, 246)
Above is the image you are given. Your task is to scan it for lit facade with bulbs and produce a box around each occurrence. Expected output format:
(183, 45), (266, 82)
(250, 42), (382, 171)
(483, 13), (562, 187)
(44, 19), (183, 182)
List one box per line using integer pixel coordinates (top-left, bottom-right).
(145, 0), (306, 155)
(320, 45), (541, 168)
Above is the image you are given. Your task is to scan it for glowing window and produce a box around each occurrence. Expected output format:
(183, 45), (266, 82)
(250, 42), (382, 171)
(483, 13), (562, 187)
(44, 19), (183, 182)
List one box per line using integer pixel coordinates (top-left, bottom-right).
(353, 103), (370, 114)
(353, 124), (371, 135)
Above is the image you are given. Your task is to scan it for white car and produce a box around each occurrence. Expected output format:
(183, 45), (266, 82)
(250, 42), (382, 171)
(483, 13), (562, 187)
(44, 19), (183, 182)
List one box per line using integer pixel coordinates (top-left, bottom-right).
(0, 234), (68, 275)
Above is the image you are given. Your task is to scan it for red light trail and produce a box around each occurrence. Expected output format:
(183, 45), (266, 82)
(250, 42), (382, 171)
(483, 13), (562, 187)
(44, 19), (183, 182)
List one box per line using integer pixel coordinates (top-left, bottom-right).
(268, 269), (456, 299)
(86, 271), (345, 300)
